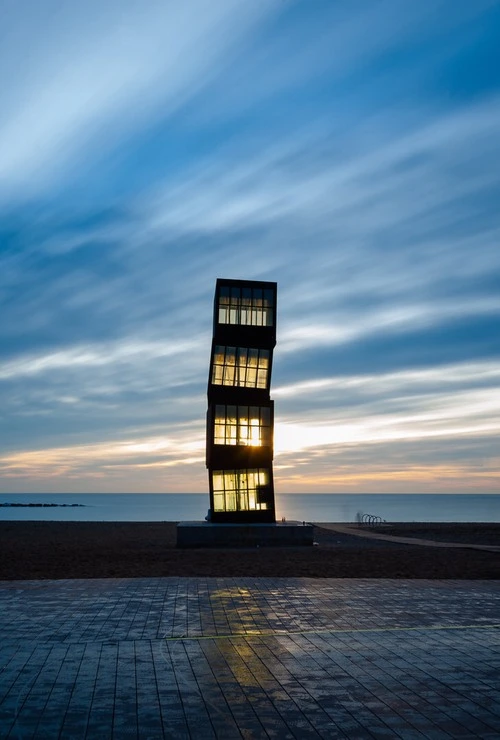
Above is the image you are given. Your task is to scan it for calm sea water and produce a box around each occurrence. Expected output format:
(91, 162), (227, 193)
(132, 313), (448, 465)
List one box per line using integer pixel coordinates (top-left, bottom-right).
(0, 493), (499, 523)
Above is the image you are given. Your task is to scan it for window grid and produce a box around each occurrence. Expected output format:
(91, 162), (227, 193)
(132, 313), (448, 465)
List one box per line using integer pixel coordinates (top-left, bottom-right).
(218, 286), (274, 326)
(214, 405), (271, 447)
(211, 346), (269, 389)
(212, 468), (270, 512)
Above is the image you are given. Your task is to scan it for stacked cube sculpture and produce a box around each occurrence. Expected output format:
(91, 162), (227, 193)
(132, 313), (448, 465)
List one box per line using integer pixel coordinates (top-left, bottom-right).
(206, 278), (277, 523)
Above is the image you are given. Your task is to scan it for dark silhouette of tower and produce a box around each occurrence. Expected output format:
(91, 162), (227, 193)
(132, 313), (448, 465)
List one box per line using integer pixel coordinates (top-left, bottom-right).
(206, 278), (277, 523)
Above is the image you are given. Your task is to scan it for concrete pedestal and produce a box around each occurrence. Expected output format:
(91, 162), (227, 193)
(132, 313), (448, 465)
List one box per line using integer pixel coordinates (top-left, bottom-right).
(176, 521), (314, 548)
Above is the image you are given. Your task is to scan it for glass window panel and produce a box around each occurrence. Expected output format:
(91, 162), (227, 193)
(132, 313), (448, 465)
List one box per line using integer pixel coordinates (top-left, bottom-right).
(214, 424), (224, 444)
(212, 473), (223, 491)
(211, 346), (272, 389)
(237, 364), (247, 386)
(256, 370), (266, 388)
(214, 347), (225, 363)
(216, 286), (276, 325)
(225, 491), (237, 511)
(248, 349), (258, 367)
(223, 366), (235, 384)
(237, 424), (246, 444)
(249, 423), (259, 446)
(213, 494), (224, 512)
(211, 469), (272, 511)
(213, 405), (270, 447)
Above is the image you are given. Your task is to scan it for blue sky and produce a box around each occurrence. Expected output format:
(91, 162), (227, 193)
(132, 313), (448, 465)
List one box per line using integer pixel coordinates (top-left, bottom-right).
(1, 0), (499, 494)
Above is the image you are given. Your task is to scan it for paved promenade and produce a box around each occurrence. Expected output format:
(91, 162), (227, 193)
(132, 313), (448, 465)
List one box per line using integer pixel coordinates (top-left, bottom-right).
(1, 578), (499, 739)
(316, 524), (500, 552)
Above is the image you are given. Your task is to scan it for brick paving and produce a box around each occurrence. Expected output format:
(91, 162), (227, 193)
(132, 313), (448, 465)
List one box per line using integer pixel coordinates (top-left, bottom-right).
(0, 578), (499, 738)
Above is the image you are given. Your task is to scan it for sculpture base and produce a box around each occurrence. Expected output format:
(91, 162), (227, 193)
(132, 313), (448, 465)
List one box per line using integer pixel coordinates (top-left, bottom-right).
(176, 521), (314, 548)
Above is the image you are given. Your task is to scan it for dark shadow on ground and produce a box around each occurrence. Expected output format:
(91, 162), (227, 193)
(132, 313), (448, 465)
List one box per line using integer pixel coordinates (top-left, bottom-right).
(1, 522), (499, 580)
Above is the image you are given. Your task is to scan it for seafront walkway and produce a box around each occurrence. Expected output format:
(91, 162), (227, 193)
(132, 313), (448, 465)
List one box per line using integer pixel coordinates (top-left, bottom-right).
(315, 523), (500, 552)
(1, 578), (499, 738)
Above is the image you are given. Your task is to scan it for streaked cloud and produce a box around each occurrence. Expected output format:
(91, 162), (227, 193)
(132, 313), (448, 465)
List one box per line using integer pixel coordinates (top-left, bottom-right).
(0, 0), (499, 493)
(0, 0), (280, 196)
(0, 338), (204, 380)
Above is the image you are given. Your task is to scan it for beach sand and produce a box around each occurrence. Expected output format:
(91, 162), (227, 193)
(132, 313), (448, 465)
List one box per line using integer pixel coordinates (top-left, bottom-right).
(1, 521), (499, 580)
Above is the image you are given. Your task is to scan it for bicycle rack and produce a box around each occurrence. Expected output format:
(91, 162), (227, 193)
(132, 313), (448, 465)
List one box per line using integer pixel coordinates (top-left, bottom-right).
(361, 513), (385, 527)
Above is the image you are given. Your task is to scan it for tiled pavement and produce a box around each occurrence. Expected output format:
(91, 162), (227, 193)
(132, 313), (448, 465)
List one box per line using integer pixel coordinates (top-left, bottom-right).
(0, 578), (499, 739)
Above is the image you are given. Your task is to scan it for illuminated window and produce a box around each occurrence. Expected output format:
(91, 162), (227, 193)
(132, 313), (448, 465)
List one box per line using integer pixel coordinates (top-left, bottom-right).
(211, 346), (269, 389)
(213, 405), (271, 446)
(218, 286), (274, 327)
(212, 469), (270, 512)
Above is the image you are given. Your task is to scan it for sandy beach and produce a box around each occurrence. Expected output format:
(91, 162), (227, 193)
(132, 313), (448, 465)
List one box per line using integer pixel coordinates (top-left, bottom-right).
(0, 521), (499, 580)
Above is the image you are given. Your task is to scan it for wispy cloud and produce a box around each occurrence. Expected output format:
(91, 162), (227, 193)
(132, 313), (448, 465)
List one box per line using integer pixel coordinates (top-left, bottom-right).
(0, 338), (203, 380)
(0, 0), (279, 196)
(0, 0), (499, 493)
(0, 429), (206, 493)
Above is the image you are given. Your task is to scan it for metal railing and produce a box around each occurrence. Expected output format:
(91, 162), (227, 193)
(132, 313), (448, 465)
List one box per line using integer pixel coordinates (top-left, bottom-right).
(358, 513), (386, 527)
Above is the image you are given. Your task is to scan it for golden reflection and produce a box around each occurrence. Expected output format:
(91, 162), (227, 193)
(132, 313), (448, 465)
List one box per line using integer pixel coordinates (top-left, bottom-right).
(238, 417), (262, 446)
(212, 346), (269, 389)
(214, 406), (270, 447)
(212, 469), (269, 512)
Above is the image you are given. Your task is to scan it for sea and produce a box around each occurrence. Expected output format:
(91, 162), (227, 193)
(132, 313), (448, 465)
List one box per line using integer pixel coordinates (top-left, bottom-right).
(0, 493), (499, 523)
